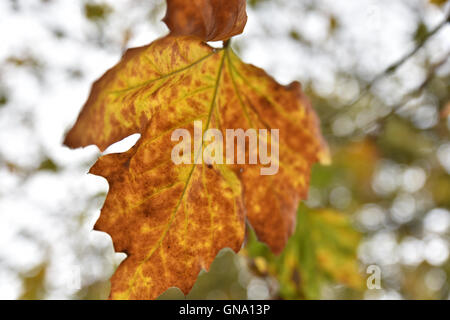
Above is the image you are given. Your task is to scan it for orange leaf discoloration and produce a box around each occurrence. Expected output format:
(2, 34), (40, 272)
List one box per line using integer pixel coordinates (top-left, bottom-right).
(65, 36), (328, 299)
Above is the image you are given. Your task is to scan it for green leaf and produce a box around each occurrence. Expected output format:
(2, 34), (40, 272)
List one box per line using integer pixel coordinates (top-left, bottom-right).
(245, 204), (364, 299)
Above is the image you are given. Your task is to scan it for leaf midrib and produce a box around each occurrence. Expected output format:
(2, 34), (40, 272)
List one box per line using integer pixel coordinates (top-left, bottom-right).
(125, 50), (227, 296)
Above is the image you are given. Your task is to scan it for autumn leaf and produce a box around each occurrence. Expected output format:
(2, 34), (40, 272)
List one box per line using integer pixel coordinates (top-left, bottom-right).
(163, 0), (248, 42)
(245, 205), (364, 299)
(64, 35), (328, 299)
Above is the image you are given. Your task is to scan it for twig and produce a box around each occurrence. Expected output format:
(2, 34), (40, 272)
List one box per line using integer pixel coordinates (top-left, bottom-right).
(322, 12), (450, 124)
(360, 51), (450, 133)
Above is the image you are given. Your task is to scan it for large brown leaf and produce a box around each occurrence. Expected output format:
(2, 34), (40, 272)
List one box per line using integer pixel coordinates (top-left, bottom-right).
(163, 0), (247, 41)
(64, 36), (328, 299)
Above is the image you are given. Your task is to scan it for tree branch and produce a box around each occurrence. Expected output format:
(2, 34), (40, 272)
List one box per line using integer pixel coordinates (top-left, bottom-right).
(323, 11), (450, 125)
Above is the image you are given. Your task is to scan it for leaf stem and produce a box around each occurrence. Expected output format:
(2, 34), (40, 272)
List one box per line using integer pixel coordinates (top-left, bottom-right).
(223, 39), (231, 49)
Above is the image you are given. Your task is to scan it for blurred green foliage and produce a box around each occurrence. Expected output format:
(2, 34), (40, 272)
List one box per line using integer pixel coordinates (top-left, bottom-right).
(244, 205), (364, 299)
(84, 3), (112, 22)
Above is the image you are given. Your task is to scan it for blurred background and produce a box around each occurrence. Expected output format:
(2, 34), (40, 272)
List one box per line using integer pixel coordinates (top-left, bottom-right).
(0, 0), (449, 300)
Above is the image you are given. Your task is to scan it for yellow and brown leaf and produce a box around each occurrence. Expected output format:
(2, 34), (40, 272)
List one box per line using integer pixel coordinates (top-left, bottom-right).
(64, 36), (328, 299)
